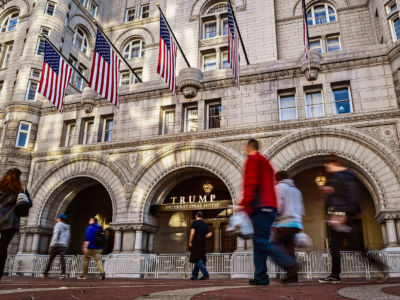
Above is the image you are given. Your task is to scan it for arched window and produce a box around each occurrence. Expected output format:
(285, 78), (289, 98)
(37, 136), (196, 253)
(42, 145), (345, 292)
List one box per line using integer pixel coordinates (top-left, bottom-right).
(73, 27), (89, 54)
(202, 2), (228, 39)
(205, 2), (227, 15)
(307, 4), (337, 26)
(123, 39), (145, 59)
(0, 10), (20, 33)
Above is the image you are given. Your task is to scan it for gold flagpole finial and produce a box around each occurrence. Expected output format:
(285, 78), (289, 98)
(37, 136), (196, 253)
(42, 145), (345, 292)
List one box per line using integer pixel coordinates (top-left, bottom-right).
(156, 3), (160, 7)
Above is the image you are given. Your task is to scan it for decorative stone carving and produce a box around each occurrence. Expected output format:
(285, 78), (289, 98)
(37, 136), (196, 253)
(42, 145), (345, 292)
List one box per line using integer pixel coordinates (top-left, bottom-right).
(376, 211), (400, 223)
(81, 87), (97, 114)
(129, 153), (138, 169)
(110, 223), (158, 233)
(299, 49), (321, 81)
(358, 124), (399, 149)
(20, 226), (52, 235)
(177, 68), (203, 99)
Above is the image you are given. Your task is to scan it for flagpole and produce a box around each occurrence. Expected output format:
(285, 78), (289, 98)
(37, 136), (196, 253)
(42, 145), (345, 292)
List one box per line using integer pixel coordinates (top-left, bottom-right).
(156, 3), (191, 68)
(228, 0), (250, 65)
(93, 21), (143, 83)
(40, 34), (89, 84)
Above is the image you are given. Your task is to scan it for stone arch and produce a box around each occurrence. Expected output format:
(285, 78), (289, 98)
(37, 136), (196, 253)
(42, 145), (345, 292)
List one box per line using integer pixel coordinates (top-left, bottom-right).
(292, 0), (345, 17)
(263, 127), (400, 212)
(1, 0), (30, 17)
(129, 141), (244, 223)
(115, 27), (155, 49)
(190, 0), (245, 19)
(68, 14), (96, 44)
(27, 155), (129, 228)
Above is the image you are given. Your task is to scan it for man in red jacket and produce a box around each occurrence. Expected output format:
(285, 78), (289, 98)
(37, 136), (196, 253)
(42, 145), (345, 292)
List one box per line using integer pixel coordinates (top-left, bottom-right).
(237, 139), (298, 285)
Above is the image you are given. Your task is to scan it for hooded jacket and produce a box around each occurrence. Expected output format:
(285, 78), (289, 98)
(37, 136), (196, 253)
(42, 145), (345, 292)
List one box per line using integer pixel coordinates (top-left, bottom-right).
(275, 179), (304, 226)
(50, 221), (71, 247)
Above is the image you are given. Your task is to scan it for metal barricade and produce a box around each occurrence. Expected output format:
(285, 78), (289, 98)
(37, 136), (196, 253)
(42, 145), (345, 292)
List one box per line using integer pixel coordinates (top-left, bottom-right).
(106, 254), (157, 278)
(4, 255), (14, 276)
(75, 255), (107, 277)
(9, 254), (39, 277)
(155, 253), (190, 278)
(206, 253), (232, 275)
(34, 255), (77, 278)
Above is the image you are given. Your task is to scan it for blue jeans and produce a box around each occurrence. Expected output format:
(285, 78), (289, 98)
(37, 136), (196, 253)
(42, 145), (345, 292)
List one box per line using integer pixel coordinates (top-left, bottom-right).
(192, 260), (209, 279)
(250, 210), (296, 283)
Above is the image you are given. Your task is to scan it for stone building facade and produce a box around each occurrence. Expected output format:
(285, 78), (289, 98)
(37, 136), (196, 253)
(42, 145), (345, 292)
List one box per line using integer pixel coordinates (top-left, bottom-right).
(0, 0), (400, 255)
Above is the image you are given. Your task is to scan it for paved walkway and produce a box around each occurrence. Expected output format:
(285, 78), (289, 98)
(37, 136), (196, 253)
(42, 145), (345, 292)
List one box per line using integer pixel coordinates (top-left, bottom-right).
(0, 277), (399, 299)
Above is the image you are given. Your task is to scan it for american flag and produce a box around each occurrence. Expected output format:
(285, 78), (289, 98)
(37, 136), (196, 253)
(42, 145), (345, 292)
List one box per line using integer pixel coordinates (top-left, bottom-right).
(157, 12), (177, 95)
(228, 1), (240, 89)
(38, 41), (73, 113)
(302, 0), (310, 61)
(89, 30), (121, 106)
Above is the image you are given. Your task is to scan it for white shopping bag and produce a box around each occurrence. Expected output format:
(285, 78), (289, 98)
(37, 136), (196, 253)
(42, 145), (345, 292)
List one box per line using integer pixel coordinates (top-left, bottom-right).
(226, 210), (254, 240)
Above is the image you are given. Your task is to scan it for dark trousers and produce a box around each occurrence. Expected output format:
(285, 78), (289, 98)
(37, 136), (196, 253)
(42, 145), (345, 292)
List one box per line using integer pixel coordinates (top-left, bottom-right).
(250, 210), (297, 283)
(273, 227), (300, 259)
(44, 245), (68, 275)
(0, 229), (17, 280)
(192, 260), (209, 279)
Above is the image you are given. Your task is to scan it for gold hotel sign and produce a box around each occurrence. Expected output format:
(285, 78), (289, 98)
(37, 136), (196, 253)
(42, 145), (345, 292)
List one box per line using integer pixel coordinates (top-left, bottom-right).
(157, 195), (231, 211)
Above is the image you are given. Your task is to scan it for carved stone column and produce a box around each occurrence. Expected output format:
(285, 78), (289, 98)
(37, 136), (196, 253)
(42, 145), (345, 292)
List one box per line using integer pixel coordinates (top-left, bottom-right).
(177, 68), (203, 99)
(121, 231), (135, 253)
(31, 234), (40, 253)
(134, 230), (143, 253)
(213, 226), (221, 253)
(17, 233), (26, 254)
(113, 230), (122, 253)
(386, 220), (398, 247)
(381, 223), (388, 247)
(147, 233), (155, 253)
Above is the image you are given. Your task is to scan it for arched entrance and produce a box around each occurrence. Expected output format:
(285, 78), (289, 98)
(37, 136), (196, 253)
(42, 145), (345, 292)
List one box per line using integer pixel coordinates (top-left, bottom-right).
(289, 160), (384, 251)
(149, 168), (236, 254)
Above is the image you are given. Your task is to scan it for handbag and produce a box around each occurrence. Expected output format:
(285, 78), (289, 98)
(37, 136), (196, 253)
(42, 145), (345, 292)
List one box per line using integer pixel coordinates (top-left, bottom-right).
(15, 191), (32, 218)
(294, 232), (313, 248)
(226, 211), (254, 240)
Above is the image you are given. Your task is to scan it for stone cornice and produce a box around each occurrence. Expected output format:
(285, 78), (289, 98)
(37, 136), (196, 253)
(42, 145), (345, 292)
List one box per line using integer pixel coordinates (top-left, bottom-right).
(109, 223), (158, 233)
(20, 226), (52, 235)
(376, 211), (400, 223)
(31, 109), (400, 158)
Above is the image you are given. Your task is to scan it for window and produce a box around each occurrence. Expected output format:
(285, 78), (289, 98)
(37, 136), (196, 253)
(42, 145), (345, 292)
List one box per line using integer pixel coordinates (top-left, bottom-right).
(73, 27), (89, 54)
(31, 69), (41, 79)
(89, 1), (98, 17)
(36, 27), (50, 55)
(70, 57), (85, 91)
(203, 53), (217, 71)
(26, 80), (38, 101)
(78, 0), (87, 6)
(332, 87), (352, 114)
(83, 120), (94, 144)
(279, 94), (297, 121)
(326, 36), (341, 52)
(161, 108), (175, 135)
(221, 51), (229, 68)
(391, 17), (400, 41)
(184, 105), (198, 132)
(65, 123), (75, 147)
(1, 43), (13, 69)
(141, 4), (149, 18)
(126, 8), (135, 22)
(16, 122), (30, 148)
(207, 101), (221, 129)
(45, 2), (55, 16)
(310, 39), (322, 53)
(305, 91), (324, 118)
(307, 4), (336, 26)
(123, 39), (144, 59)
(222, 18), (228, 36)
(120, 71), (131, 86)
(386, 1), (398, 14)
(133, 68), (142, 83)
(102, 118), (113, 142)
(1, 11), (19, 32)
(206, 3), (227, 15)
(204, 21), (217, 39)
(0, 81), (3, 96)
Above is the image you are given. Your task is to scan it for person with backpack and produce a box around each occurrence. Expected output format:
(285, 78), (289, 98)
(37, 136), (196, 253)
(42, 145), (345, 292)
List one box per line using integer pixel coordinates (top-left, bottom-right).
(40, 214), (70, 279)
(77, 217), (106, 280)
(0, 168), (32, 280)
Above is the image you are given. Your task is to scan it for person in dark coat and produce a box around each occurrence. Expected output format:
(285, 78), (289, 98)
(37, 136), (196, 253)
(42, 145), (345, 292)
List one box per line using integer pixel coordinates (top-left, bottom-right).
(0, 168), (30, 280)
(189, 211), (212, 280)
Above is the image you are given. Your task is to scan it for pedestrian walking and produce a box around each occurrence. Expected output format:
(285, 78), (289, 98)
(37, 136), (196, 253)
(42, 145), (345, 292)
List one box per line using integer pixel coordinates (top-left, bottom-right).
(0, 168), (32, 280)
(274, 171), (305, 267)
(77, 217), (106, 280)
(189, 211), (212, 280)
(319, 154), (386, 284)
(236, 139), (298, 285)
(40, 214), (70, 279)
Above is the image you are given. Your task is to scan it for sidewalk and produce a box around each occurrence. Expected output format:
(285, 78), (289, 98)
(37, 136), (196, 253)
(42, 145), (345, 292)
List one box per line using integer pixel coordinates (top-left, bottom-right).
(0, 277), (399, 299)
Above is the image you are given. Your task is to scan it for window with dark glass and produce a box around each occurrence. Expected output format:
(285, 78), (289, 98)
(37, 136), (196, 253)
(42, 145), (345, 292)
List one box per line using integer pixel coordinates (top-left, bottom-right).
(332, 87), (352, 114)
(207, 102), (221, 129)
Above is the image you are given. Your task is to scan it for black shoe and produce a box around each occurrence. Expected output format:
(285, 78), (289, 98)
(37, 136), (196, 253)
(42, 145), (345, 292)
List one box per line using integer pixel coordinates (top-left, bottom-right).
(282, 264), (299, 283)
(319, 275), (340, 284)
(249, 279), (269, 286)
(281, 274), (298, 283)
(199, 276), (209, 280)
(190, 277), (198, 280)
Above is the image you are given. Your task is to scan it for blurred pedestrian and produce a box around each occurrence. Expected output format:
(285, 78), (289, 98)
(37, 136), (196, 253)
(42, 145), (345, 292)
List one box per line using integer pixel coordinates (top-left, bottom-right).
(77, 217), (106, 280)
(319, 154), (386, 283)
(40, 214), (70, 279)
(189, 211), (212, 280)
(0, 168), (31, 280)
(274, 171), (305, 272)
(236, 139), (298, 285)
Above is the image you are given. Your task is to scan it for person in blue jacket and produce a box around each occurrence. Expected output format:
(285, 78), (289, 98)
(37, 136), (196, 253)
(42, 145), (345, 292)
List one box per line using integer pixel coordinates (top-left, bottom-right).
(77, 217), (105, 280)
